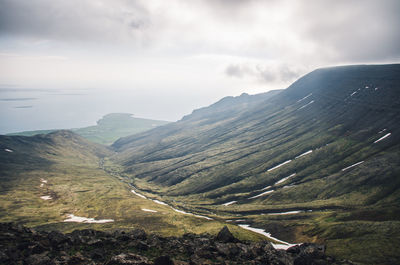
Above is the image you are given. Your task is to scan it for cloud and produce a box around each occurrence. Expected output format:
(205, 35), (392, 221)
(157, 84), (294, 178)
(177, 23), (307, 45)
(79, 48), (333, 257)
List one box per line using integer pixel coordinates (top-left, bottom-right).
(225, 63), (301, 84)
(0, 0), (150, 44)
(0, 0), (398, 63)
(293, 0), (400, 62)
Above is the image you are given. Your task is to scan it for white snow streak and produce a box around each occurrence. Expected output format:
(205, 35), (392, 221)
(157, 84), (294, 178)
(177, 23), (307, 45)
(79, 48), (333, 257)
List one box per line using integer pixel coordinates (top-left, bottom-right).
(267, 160), (292, 172)
(295, 150), (313, 159)
(40, 196), (52, 200)
(297, 93), (312, 102)
(171, 207), (213, 220)
(298, 100), (314, 110)
(131, 190), (147, 199)
(268, 211), (302, 215)
(142, 208), (157, 213)
(274, 173), (296, 185)
(130, 186), (213, 220)
(4, 149), (13, 152)
(261, 185), (272, 191)
(374, 133), (391, 143)
(222, 201), (237, 206)
(64, 214), (114, 223)
(342, 161), (364, 171)
(152, 199), (168, 206)
(238, 224), (298, 250)
(249, 190), (274, 199)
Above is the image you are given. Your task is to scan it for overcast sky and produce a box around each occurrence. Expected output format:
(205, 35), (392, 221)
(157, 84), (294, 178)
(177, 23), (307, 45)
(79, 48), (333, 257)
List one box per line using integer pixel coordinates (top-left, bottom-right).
(0, 0), (399, 122)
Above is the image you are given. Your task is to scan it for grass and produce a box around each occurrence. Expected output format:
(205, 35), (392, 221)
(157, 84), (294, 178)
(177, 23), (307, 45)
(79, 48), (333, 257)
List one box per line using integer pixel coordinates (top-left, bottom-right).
(0, 132), (267, 243)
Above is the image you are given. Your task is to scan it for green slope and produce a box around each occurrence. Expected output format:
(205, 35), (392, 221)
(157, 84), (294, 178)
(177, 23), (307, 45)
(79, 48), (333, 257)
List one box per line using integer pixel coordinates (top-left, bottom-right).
(0, 131), (264, 241)
(111, 64), (400, 264)
(8, 113), (170, 145)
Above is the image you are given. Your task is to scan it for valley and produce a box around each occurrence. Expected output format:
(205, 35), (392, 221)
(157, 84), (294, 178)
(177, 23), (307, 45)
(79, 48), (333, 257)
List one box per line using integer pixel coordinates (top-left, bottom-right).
(1, 64), (400, 264)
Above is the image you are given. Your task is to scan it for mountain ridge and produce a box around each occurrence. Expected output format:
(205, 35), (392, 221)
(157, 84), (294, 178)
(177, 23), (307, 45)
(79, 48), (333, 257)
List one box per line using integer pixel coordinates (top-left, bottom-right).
(1, 64), (399, 264)
(109, 63), (400, 264)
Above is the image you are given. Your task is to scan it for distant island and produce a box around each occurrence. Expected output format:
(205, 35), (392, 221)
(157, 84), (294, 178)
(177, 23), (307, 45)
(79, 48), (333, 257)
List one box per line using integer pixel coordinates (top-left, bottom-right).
(7, 113), (170, 145)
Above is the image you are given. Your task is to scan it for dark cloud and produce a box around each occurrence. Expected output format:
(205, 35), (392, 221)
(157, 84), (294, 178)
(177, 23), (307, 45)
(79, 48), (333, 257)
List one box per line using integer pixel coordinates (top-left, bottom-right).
(0, 0), (150, 43)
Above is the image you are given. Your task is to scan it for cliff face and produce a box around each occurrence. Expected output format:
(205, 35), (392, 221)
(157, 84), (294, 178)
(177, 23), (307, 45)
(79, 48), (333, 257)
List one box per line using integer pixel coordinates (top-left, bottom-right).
(0, 223), (351, 265)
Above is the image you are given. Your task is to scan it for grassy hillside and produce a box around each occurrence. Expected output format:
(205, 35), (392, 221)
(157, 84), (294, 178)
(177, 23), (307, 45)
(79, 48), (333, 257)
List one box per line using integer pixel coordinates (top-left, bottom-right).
(8, 113), (170, 145)
(0, 131), (265, 242)
(110, 64), (400, 264)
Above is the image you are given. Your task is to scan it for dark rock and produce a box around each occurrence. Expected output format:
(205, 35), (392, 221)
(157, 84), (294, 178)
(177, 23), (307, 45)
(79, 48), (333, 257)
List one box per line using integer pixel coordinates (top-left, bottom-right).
(0, 222), (340, 265)
(67, 252), (91, 265)
(154, 255), (174, 265)
(131, 228), (147, 240)
(215, 226), (236, 243)
(134, 240), (150, 251)
(90, 248), (105, 260)
(215, 242), (239, 258)
(29, 243), (47, 254)
(25, 253), (54, 265)
(48, 230), (68, 246)
(107, 253), (150, 265)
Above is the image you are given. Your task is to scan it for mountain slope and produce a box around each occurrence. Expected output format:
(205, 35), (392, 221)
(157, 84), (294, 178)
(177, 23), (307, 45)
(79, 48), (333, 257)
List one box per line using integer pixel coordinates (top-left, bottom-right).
(0, 130), (266, 243)
(112, 64), (400, 199)
(110, 64), (400, 264)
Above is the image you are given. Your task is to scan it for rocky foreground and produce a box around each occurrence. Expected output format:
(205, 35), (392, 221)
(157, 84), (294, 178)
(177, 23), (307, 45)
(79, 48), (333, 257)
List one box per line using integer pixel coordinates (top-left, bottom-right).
(0, 223), (353, 265)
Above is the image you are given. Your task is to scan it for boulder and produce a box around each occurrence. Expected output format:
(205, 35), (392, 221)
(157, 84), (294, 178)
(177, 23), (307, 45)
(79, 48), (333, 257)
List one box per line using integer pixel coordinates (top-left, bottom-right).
(215, 226), (236, 243)
(107, 253), (150, 265)
(154, 255), (174, 265)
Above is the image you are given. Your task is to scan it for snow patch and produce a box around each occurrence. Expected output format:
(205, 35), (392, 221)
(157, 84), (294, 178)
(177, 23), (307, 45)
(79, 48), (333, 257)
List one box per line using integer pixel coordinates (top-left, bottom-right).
(152, 199), (168, 206)
(375, 87), (379, 91)
(249, 190), (274, 199)
(295, 150), (312, 159)
(4, 149), (13, 152)
(374, 133), (391, 143)
(40, 178), (47, 183)
(64, 214), (114, 223)
(342, 161), (364, 171)
(350, 91), (357, 96)
(297, 93), (312, 103)
(239, 224), (298, 250)
(222, 201), (237, 206)
(40, 196), (52, 200)
(131, 190), (147, 199)
(267, 160), (292, 172)
(282, 185), (295, 189)
(171, 207), (213, 220)
(274, 173), (296, 185)
(142, 208), (157, 213)
(298, 100), (314, 110)
(261, 185), (272, 191)
(268, 210), (302, 215)
(40, 183), (44, 188)
(378, 129), (387, 134)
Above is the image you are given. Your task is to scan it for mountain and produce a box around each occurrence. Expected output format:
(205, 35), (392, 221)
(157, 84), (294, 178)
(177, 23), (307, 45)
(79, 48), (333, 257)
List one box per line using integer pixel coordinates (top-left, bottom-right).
(1, 64), (399, 264)
(110, 64), (400, 264)
(8, 113), (170, 145)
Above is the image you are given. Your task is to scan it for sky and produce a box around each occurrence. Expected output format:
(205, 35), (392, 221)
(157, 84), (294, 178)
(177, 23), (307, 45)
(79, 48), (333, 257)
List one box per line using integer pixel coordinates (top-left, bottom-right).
(0, 0), (399, 127)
